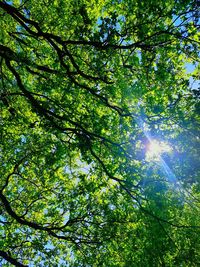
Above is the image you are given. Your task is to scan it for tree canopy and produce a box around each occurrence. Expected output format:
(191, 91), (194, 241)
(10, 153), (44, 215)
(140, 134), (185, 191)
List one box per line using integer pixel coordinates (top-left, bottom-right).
(0, 0), (200, 266)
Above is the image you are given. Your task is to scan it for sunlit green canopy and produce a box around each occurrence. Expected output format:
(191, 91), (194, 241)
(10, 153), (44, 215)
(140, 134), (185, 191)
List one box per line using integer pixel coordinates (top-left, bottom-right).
(0, 0), (199, 266)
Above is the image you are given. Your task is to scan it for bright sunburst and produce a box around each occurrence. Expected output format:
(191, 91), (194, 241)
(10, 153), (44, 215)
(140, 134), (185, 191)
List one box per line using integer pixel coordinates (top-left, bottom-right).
(146, 140), (172, 160)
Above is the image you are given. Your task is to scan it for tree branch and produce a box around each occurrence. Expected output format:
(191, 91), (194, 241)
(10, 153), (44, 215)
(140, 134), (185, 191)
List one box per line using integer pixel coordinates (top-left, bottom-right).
(0, 250), (28, 267)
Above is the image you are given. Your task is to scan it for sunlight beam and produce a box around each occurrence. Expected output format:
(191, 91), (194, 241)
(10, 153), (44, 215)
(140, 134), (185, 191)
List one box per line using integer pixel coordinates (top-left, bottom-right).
(146, 140), (172, 160)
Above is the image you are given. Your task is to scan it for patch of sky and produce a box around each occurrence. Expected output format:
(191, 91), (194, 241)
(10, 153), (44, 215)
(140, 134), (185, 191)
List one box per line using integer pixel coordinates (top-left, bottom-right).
(14, 148), (21, 153)
(5, 1), (13, 4)
(137, 50), (142, 63)
(185, 63), (196, 74)
(109, 204), (116, 210)
(65, 158), (93, 176)
(0, 215), (7, 224)
(190, 78), (199, 91)
(63, 211), (70, 224)
(185, 63), (199, 91)
(21, 135), (26, 143)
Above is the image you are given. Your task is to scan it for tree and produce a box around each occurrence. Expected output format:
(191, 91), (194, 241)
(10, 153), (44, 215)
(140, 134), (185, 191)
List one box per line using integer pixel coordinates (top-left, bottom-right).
(0, 0), (200, 266)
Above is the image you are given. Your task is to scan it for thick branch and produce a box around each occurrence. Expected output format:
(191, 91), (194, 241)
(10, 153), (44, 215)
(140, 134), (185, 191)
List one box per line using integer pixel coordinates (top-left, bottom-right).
(0, 250), (28, 267)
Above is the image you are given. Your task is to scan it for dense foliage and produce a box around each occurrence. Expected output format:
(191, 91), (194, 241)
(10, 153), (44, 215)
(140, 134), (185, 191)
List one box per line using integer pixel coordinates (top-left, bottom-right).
(0, 0), (200, 266)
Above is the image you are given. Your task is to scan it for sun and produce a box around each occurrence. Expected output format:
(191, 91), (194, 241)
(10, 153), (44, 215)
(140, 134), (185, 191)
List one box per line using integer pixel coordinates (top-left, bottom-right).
(146, 140), (172, 160)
